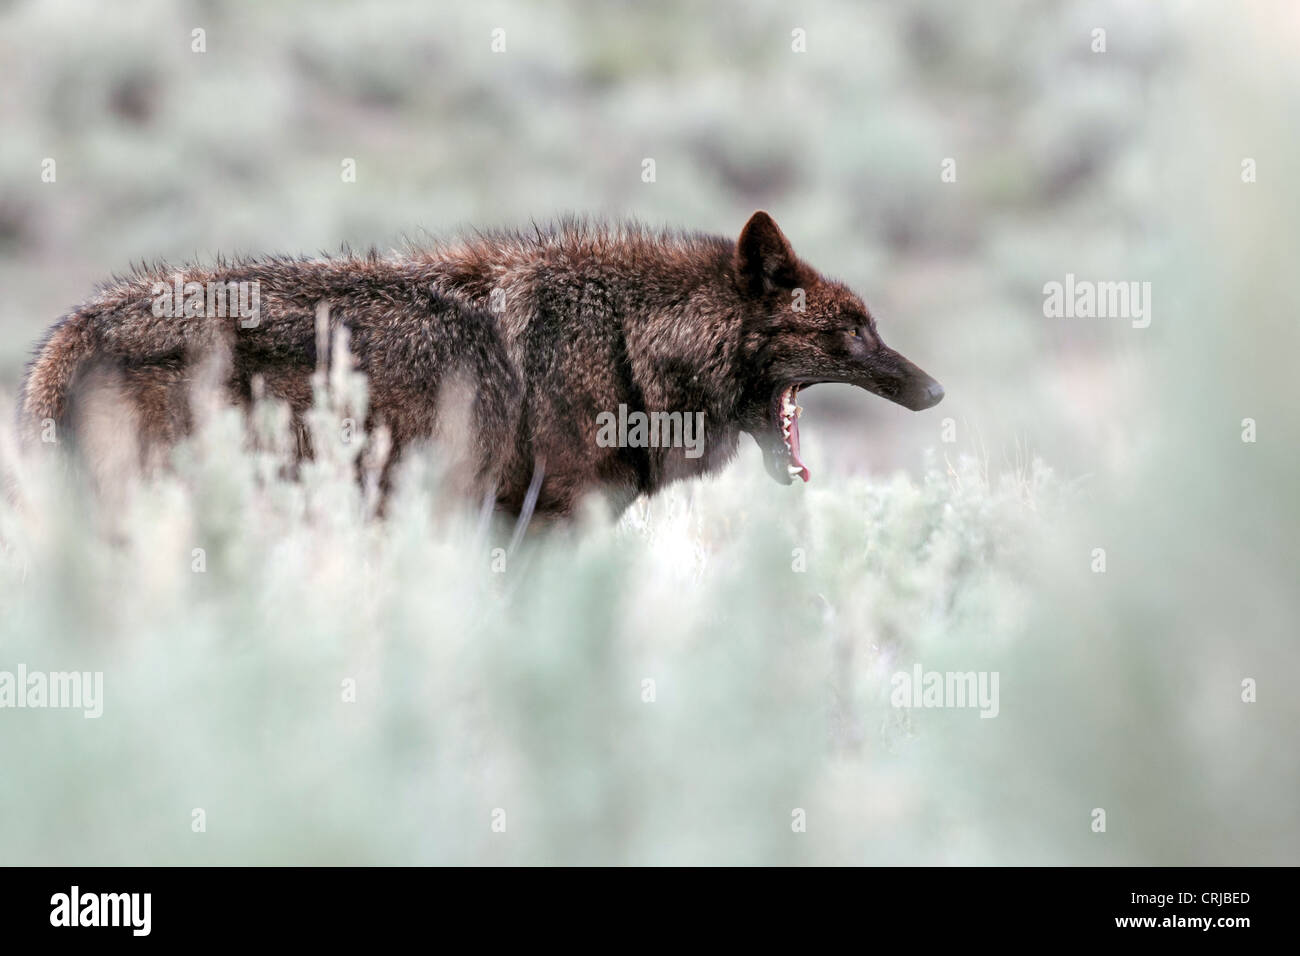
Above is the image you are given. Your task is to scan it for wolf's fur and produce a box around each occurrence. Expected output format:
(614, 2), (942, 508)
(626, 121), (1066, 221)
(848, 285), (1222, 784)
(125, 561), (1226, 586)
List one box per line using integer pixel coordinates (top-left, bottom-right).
(20, 212), (942, 517)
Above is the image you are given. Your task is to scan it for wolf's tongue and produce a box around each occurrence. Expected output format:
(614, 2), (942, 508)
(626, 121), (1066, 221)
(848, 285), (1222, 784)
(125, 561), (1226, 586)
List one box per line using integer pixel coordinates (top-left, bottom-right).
(788, 412), (810, 483)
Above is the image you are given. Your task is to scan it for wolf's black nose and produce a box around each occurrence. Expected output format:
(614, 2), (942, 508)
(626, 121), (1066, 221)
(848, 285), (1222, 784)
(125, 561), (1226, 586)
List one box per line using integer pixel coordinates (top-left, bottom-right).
(925, 381), (945, 405)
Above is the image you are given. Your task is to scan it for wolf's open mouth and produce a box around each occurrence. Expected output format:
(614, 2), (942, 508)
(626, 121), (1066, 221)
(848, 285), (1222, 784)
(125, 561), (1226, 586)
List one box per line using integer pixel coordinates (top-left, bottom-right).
(773, 383), (810, 483)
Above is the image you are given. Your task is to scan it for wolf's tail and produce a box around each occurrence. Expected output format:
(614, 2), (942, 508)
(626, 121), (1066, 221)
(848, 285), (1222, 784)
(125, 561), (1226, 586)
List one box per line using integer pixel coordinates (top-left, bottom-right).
(18, 314), (98, 443)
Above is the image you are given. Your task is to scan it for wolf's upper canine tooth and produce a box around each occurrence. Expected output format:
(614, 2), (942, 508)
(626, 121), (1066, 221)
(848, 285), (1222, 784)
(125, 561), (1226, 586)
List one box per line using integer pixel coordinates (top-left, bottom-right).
(787, 464), (801, 475)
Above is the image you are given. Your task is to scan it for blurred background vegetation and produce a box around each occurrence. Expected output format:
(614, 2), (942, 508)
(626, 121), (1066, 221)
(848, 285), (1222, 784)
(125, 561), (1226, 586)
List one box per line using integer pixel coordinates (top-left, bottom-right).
(0, 0), (1296, 864)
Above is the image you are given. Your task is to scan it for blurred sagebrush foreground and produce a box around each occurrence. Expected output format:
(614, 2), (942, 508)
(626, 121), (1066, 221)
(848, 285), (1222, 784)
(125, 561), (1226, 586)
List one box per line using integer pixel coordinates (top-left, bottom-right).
(0, 370), (1048, 865)
(0, 359), (1294, 867)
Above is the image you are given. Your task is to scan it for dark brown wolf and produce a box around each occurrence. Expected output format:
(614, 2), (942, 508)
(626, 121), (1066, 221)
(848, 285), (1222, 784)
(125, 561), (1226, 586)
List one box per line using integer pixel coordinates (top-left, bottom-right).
(20, 211), (942, 517)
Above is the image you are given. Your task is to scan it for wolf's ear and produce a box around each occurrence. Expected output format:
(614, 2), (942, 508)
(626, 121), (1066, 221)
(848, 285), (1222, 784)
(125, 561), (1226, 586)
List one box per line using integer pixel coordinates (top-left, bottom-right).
(735, 210), (799, 295)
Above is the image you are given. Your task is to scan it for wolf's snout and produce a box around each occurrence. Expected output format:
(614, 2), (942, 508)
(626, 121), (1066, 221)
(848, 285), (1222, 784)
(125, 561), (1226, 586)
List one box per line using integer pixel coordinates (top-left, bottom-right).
(857, 346), (944, 412)
(895, 377), (944, 411)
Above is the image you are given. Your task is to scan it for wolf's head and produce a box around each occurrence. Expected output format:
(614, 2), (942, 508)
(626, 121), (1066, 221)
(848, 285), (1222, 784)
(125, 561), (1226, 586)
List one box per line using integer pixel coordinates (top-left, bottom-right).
(731, 211), (944, 485)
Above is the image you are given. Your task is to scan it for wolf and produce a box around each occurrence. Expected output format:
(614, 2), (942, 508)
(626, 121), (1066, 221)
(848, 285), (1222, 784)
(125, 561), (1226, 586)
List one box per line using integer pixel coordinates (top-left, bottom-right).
(19, 211), (943, 517)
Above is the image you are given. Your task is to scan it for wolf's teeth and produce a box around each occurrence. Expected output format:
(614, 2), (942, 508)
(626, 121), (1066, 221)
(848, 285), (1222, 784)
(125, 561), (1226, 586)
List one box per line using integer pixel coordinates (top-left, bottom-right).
(787, 464), (802, 476)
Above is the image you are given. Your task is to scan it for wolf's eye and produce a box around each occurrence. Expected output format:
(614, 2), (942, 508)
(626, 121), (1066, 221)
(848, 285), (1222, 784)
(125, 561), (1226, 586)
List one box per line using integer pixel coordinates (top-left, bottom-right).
(848, 328), (858, 337)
